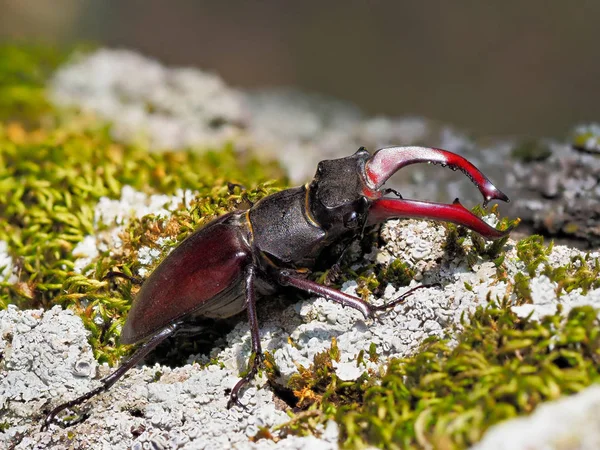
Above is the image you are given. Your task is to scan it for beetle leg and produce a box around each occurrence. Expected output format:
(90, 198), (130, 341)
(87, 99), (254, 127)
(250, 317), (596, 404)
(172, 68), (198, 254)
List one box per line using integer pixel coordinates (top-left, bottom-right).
(41, 322), (180, 431)
(371, 283), (441, 311)
(280, 271), (441, 317)
(382, 187), (403, 199)
(278, 270), (374, 319)
(367, 198), (515, 240)
(227, 265), (263, 409)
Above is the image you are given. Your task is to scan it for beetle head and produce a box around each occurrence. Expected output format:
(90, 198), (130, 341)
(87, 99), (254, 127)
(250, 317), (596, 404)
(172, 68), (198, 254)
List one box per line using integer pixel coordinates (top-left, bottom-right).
(309, 146), (516, 240)
(308, 147), (371, 235)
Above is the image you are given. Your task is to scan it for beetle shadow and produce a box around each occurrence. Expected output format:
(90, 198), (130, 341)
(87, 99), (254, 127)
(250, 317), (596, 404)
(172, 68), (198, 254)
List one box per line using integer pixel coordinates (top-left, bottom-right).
(143, 292), (306, 369)
(144, 317), (235, 368)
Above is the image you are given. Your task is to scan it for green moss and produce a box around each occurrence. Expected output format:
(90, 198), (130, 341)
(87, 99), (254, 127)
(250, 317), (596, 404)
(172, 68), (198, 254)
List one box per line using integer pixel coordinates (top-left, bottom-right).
(513, 272), (532, 304)
(0, 44), (76, 123)
(443, 204), (518, 278)
(512, 235), (599, 301)
(571, 124), (600, 154)
(379, 259), (415, 287)
(543, 254), (600, 296)
(516, 235), (553, 277)
(510, 139), (552, 163)
(273, 337), (376, 439)
(0, 120), (286, 364)
(274, 302), (600, 449)
(355, 272), (380, 301)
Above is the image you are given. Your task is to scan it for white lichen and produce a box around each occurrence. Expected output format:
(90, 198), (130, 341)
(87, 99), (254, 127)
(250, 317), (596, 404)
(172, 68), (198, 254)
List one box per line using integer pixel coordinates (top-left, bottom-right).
(72, 187), (193, 274)
(52, 49), (245, 150)
(472, 385), (600, 450)
(0, 240), (18, 284)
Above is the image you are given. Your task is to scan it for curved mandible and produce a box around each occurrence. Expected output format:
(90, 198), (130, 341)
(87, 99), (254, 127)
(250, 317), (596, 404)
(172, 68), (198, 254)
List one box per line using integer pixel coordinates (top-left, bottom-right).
(367, 197), (516, 240)
(364, 146), (509, 206)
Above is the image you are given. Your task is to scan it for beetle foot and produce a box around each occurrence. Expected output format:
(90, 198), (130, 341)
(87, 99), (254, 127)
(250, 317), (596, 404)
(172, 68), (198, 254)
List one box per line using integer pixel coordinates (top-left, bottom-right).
(227, 375), (254, 410)
(372, 283), (442, 312)
(382, 187), (403, 199)
(41, 405), (89, 431)
(226, 352), (263, 410)
(226, 392), (248, 410)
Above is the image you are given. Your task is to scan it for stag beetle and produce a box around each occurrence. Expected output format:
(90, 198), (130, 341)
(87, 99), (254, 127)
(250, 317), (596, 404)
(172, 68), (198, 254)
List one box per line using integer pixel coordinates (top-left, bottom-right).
(42, 146), (514, 429)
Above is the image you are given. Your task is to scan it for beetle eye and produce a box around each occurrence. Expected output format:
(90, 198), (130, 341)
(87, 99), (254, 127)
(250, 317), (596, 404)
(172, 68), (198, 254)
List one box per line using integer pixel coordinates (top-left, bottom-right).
(343, 211), (360, 228)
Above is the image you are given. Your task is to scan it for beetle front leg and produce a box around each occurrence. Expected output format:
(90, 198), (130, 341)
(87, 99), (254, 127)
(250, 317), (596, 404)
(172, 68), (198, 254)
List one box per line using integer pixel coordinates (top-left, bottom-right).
(227, 265), (263, 409)
(279, 270), (440, 318)
(370, 283), (441, 311)
(278, 270), (374, 319)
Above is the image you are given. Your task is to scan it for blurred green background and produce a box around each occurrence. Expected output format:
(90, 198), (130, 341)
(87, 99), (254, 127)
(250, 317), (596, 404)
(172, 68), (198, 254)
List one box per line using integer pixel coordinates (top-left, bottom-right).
(1, 0), (598, 138)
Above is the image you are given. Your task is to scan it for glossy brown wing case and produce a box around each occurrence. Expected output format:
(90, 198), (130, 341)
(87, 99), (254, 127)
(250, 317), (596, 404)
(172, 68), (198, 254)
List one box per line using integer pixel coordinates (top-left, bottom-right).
(120, 213), (252, 344)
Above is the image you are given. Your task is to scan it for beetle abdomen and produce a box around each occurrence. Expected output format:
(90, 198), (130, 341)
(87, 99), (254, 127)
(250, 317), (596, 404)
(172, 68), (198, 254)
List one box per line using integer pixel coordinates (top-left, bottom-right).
(121, 212), (253, 345)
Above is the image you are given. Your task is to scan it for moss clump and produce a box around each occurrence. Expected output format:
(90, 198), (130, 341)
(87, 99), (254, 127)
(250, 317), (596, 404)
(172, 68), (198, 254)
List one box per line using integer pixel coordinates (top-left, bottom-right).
(510, 139), (552, 163)
(379, 259), (415, 287)
(0, 44), (74, 123)
(0, 45), (287, 365)
(571, 124), (600, 154)
(543, 254), (600, 296)
(512, 235), (599, 302)
(275, 302), (600, 449)
(353, 258), (416, 302)
(272, 338), (376, 439)
(443, 204), (518, 275)
(516, 235), (553, 277)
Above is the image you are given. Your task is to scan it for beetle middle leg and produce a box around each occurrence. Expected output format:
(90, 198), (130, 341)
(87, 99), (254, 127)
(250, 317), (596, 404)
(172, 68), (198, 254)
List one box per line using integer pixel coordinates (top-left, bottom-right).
(227, 265), (263, 409)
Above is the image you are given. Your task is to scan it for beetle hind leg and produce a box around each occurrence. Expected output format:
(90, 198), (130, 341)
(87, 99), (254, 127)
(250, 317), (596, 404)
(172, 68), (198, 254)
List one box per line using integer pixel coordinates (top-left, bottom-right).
(227, 265), (263, 409)
(41, 322), (180, 431)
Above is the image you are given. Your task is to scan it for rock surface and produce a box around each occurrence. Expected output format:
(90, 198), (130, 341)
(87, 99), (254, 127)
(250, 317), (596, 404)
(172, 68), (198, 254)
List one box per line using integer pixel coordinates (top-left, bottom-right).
(1, 48), (599, 449)
(472, 385), (600, 450)
(2, 216), (600, 449)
